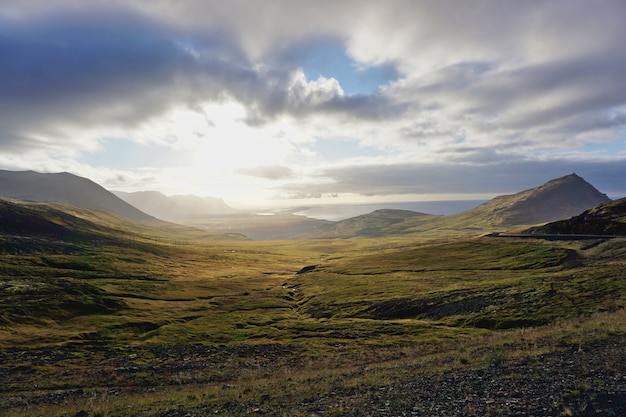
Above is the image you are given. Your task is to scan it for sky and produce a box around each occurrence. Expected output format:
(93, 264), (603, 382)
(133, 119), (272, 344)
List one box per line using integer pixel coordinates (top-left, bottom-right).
(1, 0), (626, 209)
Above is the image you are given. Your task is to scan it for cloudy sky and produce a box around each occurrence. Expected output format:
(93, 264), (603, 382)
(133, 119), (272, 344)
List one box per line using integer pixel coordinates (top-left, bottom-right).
(2, 0), (626, 208)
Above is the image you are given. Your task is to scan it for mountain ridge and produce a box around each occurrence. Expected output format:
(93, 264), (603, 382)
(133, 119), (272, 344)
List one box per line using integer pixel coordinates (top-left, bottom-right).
(0, 198), (247, 250)
(0, 170), (614, 240)
(305, 209), (437, 238)
(114, 190), (235, 222)
(304, 174), (612, 238)
(0, 170), (155, 222)
(468, 173), (611, 226)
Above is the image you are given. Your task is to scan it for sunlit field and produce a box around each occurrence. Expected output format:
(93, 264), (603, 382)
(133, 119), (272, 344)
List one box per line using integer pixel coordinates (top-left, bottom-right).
(4, 1), (626, 414)
(1, 207), (625, 415)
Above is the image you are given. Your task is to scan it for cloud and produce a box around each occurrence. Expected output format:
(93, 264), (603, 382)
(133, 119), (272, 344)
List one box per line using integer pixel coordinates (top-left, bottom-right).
(236, 165), (294, 180)
(0, 7), (236, 149)
(288, 71), (344, 108)
(0, 5), (401, 153)
(278, 158), (626, 198)
(2, 1), (626, 205)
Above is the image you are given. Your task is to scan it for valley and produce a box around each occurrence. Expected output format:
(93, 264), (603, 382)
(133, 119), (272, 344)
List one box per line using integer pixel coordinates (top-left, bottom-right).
(5, 2), (626, 415)
(0, 172), (625, 416)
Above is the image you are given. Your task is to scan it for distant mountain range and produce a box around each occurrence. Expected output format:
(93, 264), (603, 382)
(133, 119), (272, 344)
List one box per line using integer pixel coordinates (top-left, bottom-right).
(0, 170), (154, 222)
(0, 170), (616, 239)
(114, 191), (235, 222)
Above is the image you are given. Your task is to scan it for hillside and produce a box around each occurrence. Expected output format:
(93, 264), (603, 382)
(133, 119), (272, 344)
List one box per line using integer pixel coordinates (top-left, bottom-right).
(448, 173), (610, 228)
(1, 188), (626, 415)
(301, 174), (611, 239)
(114, 191), (235, 222)
(0, 199), (100, 249)
(0, 199), (241, 251)
(2, 216), (625, 415)
(0, 170), (155, 222)
(526, 197), (626, 235)
(305, 209), (437, 238)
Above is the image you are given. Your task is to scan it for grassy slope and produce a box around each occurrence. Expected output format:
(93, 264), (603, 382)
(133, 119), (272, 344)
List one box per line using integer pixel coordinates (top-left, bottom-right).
(0, 200), (249, 342)
(2, 198), (624, 343)
(2, 201), (624, 346)
(306, 174), (612, 239)
(290, 239), (625, 329)
(1, 200), (625, 416)
(305, 209), (438, 239)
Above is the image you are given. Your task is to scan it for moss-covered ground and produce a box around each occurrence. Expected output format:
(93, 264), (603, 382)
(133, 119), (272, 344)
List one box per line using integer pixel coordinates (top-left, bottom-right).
(1, 206), (625, 416)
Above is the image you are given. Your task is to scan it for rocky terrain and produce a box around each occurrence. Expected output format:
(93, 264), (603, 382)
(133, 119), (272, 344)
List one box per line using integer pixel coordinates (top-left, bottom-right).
(1, 332), (624, 416)
(527, 198), (626, 236)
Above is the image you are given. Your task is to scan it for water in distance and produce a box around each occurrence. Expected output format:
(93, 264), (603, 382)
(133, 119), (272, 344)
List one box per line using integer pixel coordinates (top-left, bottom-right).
(294, 200), (486, 221)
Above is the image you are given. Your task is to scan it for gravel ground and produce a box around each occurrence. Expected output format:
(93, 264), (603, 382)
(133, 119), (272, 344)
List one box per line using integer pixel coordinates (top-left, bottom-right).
(1, 336), (624, 416)
(299, 340), (626, 417)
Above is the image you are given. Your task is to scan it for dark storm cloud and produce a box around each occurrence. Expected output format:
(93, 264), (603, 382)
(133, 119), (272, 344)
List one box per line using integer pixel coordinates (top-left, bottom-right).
(0, 8), (244, 147)
(0, 6), (392, 151)
(279, 159), (626, 198)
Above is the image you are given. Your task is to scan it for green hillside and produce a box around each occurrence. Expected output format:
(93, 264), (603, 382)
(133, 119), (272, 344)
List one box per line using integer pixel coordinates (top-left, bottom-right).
(1, 198), (625, 416)
(290, 239), (625, 329)
(306, 209), (437, 238)
(0, 199), (245, 328)
(307, 174), (612, 239)
(447, 173), (610, 227)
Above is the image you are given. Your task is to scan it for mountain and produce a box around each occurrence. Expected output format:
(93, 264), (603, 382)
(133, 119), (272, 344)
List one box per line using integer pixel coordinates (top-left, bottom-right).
(303, 209), (437, 238)
(0, 170), (155, 222)
(0, 198), (246, 251)
(114, 191), (235, 222)
(443, 173), (611, 229)
(0, 199), (97, 242)
(525, 197), (626, 235)
(299, 174), (612, 239)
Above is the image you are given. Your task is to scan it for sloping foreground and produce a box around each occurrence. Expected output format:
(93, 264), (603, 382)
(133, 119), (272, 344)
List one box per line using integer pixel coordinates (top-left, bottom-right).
(1, 312), (624, 416)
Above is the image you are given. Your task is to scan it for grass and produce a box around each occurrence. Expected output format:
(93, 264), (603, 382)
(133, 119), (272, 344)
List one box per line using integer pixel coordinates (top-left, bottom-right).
(1, 200), (625, 415)
(287, 238), (625, 330)
(6, 309), (623, 416)
(1, 221), (624, 346)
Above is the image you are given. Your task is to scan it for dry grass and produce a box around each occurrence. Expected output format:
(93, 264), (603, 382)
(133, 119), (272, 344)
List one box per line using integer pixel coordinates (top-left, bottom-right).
(1, 203), (625, 416)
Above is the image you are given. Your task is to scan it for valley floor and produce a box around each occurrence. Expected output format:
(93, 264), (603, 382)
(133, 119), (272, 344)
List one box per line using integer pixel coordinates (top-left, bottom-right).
(1, 213), (625, 416)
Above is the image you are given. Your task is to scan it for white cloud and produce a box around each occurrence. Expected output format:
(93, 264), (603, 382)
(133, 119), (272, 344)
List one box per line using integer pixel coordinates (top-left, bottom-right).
(287, 70), (344, 108)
